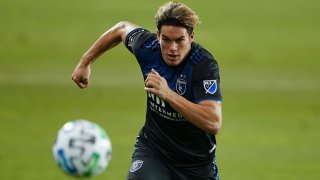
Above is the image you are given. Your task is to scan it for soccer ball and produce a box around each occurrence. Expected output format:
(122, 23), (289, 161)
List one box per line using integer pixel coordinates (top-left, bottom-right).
(52, 120), (112, 177)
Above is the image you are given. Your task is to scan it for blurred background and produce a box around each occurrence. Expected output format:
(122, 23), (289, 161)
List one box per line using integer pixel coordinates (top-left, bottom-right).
(0, 0), (319, 179)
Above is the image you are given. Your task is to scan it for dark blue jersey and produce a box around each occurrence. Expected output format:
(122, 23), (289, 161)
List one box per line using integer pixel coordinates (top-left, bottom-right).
(125, 28), (222, 166)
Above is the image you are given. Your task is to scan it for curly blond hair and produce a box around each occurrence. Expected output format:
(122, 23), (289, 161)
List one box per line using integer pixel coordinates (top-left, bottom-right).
(155, 1), (200, 34)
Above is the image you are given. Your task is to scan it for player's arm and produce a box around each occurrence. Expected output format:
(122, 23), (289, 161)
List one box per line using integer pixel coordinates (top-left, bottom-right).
(144, 69), (222, 135)
(167, 96), (221, 135)
(71, 21), (140, 88)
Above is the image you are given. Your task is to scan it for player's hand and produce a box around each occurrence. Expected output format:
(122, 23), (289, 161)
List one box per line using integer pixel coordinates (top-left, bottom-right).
(144, 69), (172, 101)
(71, 63), (91, 89)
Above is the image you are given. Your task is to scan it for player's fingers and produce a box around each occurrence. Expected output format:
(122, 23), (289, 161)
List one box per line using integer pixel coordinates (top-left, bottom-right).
(79, 83), (88, 89)
(145, 73), (161, 87)
(72, 77), (88, 89)
(144, 73), (153, 85)
(146, 73), (161, 83)
(145, 78), (156, 88)
(151, 69), (159, 75)
(144, 86), (156, 94)
(79, 78), (89, 88)
(150, 69), (162, 79)
(75, 81), (85, 89)
(144, 86), (150, 92)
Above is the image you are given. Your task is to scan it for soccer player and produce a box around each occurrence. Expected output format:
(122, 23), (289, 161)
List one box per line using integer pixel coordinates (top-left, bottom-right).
(72, 2), (222, 179)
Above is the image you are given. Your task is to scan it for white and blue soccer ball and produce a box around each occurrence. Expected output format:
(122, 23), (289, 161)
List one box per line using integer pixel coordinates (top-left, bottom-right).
(53, 120), (112, 177)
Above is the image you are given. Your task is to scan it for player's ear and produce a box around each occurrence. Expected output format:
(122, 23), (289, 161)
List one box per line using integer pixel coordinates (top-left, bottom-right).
(189, 31), (194, 42)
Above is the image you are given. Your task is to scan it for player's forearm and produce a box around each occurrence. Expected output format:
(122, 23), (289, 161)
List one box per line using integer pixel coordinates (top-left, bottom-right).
(79, 24), (124, 66)
(166, 91), (222, 135)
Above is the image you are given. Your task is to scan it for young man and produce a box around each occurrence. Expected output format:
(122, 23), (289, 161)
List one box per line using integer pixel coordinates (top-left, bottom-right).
(72, 2), (222, 179)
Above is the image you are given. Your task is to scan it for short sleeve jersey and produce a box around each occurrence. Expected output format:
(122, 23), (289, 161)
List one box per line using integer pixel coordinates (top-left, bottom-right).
(125, 28), (222, 166)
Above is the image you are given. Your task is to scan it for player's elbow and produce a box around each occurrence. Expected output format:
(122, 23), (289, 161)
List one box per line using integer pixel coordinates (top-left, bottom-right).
(198, 100), (222, 135)
(206, 114), (222, 135)
(207, 120), (222, 135)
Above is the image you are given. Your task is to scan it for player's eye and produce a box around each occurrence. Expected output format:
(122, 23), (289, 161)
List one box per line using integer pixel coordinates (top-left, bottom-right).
(162, 38), (170, 42)
(176, 38), (185, 43)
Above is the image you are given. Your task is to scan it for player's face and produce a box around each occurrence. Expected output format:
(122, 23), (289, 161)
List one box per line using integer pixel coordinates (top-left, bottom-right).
(157, 25), (194, 66)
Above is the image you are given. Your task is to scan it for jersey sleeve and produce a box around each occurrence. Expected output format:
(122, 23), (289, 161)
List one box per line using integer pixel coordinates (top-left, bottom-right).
(192, 58), (222, 103)
(124, 28), (154, 55)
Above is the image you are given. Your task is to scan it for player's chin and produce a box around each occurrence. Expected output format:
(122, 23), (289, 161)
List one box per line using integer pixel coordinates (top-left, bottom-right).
(164, 58), (182, 66)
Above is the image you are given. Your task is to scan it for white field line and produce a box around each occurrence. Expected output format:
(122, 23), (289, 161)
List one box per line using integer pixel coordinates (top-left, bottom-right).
(0, 74), (143, 87)
(0, 74), (319, 91)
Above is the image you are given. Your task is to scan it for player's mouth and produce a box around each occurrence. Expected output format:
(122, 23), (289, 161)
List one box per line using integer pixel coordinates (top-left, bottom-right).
(167, 54), (179, 61)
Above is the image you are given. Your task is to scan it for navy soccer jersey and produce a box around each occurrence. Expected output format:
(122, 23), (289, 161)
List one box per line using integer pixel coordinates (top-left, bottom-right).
(125, 28), (222, 166)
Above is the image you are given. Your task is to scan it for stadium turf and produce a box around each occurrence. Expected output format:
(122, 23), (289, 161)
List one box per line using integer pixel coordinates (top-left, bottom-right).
(0, 0), (319, 179)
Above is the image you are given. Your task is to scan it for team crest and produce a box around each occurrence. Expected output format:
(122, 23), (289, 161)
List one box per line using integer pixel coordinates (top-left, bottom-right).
(130, 160), (143, 172)
(176, 78), (187, 95)
(203, 80), (217, 94)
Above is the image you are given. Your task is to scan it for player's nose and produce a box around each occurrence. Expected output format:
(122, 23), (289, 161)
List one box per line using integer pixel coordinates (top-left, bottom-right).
(169, 42), (178, 51)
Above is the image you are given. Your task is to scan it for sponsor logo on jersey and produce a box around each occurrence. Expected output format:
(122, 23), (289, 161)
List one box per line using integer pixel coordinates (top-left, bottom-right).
(176, 78), (187, 95)
(148, 92), (186, 122)
(203, 80), (217, 94)
(130, 160), (144, 172)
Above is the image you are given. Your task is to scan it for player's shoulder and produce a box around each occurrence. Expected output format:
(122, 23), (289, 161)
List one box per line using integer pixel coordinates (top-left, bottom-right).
(189, 42), (218, 67)
(140, 34), (159, 50)
(125, 28), (158, 54)
(190, 43), (220, 84)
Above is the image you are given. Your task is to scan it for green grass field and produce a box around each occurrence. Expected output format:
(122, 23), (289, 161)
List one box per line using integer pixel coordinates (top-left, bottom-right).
(1, 0), (319, 179)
